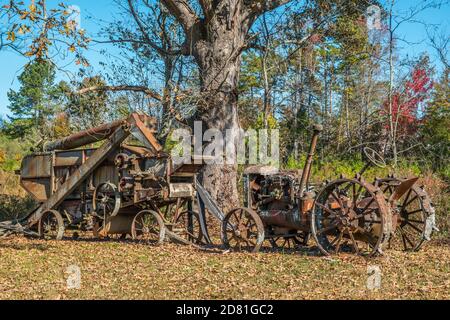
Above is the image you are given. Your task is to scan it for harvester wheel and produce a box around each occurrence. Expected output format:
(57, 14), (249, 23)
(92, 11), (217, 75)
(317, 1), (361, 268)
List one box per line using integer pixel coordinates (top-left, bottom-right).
(131, 210), (165, 245)
(311, 178), (390, 256)
(38, 210), (65, 240)
(173, 210), (203, 244)
(221, 207), (265, 253)
(93, 182), (121, 219)
(376, 178), (435, 251)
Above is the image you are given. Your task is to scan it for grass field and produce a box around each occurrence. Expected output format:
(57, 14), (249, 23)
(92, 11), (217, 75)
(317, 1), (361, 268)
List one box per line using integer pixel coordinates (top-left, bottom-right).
(0, 236), (449, 300)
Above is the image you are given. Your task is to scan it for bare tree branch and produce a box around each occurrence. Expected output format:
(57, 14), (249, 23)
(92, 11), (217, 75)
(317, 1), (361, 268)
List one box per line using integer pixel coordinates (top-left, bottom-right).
(245, 0), (293, 14)
(76, 85), (162, 101)
(75, 85), (188, 123)
(198, 0), (212, 21)
(427, 26), (449, 69)
(160, 0), (199, 32)
(127, 0), (180, 56)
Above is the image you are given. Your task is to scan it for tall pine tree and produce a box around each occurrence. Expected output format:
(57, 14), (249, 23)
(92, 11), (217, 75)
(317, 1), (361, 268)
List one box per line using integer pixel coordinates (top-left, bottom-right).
(422, 68), (450, 174)
(5, 59), (60, 139)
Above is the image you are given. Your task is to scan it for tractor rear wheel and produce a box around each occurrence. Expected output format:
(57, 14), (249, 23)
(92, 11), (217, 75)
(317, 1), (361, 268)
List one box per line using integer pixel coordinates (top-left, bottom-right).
(311, 178), (391, 256)
(376, 178), (435, 251)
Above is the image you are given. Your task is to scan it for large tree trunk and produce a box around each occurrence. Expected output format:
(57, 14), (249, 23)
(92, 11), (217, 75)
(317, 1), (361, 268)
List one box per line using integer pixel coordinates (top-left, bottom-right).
(193, 11), (247, 212)
(160, 0), (292, 212)
(200, 65), (241, 211)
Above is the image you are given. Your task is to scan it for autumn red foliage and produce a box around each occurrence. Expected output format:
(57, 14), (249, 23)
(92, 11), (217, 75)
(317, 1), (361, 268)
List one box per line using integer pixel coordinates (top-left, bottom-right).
(382, 66), (434, 135)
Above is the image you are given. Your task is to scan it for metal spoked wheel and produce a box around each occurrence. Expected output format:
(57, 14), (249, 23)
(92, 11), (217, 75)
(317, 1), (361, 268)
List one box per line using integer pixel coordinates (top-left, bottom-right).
(173, 210), (204, 244)
(269, 232), (310, 250)
(131, 210), (165, 245)
(222, 207), (265, 253)
(93, 182), (121, 219)
(311, 178), (390, 256)
(376, 178), (434, 251)
(38, 210), (65, 240)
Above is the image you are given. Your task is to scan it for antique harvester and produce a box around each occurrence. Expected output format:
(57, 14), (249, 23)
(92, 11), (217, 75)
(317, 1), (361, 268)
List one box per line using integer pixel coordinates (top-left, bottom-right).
(222, 125), (438, 256)
(17, 112), (205, 245)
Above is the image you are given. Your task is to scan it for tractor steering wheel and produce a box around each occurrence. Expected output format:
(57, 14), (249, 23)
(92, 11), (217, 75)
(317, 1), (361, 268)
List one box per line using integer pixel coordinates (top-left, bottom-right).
(363, 147), (387, 168)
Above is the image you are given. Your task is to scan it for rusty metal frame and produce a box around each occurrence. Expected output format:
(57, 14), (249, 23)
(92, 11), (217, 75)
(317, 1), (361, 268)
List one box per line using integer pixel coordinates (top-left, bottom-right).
(27, 122), (131, 226)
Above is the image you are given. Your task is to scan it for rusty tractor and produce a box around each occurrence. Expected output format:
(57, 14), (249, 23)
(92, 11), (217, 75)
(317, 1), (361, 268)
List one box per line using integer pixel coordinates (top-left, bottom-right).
(14, 112), (214, 245)
(222, 125), (438, 256)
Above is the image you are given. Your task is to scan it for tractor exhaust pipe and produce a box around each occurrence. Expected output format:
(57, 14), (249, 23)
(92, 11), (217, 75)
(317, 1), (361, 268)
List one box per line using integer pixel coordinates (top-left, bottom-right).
(298, 124), (323, 196)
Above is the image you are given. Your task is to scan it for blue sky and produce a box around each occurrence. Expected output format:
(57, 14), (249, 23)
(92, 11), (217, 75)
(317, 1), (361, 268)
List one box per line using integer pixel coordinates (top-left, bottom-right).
(0, 0), (448, 118)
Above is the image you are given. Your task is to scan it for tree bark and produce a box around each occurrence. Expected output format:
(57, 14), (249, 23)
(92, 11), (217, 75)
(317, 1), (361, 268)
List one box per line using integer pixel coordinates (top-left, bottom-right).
(194, 6), (248, 212)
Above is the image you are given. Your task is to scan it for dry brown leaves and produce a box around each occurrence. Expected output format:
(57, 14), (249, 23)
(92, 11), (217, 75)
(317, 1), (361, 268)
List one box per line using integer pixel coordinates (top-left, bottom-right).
(0, 236), (448, 300)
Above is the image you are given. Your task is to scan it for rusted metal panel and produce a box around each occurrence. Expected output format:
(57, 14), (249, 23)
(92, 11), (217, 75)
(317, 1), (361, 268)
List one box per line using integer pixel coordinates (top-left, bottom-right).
(54, 150), (85, 167)
(130, 113), (163, 153)
(19, 154), (53, 201)
(20, 154), (52, 178)
(53, 167), (71, 191)
(20, 179), (51, 202)
(93, 165), (118, 186)
(389, 177), (419, 202)
(100, 215), (134, 236)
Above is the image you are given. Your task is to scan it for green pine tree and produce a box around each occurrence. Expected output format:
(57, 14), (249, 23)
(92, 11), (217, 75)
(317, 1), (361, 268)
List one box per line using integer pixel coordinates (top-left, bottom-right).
(422, 68), (450, 176)
(5, 59), (60, 139)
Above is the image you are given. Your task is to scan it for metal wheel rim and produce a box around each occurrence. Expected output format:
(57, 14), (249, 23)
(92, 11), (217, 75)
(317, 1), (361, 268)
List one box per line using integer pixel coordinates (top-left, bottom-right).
(38, 210), (65, 240)
(222, 207), (264, 253)
(311, 179), (388, 256)
(131, 210), (165, 245)
(174, 210), (203, 244)
(93, 183), (121, 218)
(378, 178), (428, 251)
(269, 232), (309, 250)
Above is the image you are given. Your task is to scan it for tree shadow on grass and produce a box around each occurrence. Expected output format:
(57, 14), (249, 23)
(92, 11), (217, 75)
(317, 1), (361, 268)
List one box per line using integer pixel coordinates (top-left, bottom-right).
(431, 238), (450, 246)
(58, 231), (328, 256)
(0, 241), (51, 251)
(0, 232), (325, 257)
(260, 244), (323, 256)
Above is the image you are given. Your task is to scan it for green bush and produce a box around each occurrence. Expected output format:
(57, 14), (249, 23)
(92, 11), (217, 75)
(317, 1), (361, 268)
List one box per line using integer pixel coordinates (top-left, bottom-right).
(0, 195), (37, 222)
(0, 134), (32, 172)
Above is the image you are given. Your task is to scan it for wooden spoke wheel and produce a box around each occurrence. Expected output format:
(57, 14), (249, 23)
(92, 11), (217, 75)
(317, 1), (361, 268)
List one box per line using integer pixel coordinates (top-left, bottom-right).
(131, 210), (165, 245)
(173, 210), (204, 245)
(38, 210), (65, 240)
(311, 178), (390, 256)
(93, 182), (121, 219)
(269, 232), (310, 250)
(221, 207), (265, 253)
(376, 178), (434, 251)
